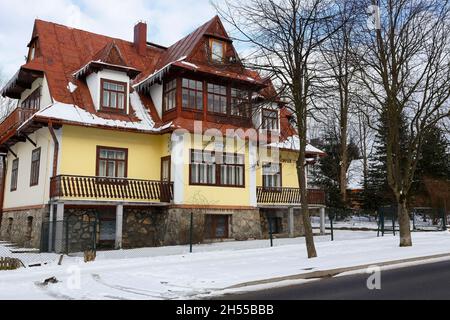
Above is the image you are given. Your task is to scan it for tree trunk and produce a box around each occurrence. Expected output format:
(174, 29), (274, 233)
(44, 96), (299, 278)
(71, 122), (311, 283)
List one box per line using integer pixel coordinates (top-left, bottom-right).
(339, 137), (348, 205)
(398, 199), (412, 247)
(297, 157), (317, 259)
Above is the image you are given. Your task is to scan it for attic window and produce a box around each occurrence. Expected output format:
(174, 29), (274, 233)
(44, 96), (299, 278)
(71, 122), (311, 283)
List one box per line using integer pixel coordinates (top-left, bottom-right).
(27, 39), (40, 62)
(101, 79), (127, 113)
(210, 39), (225, 63)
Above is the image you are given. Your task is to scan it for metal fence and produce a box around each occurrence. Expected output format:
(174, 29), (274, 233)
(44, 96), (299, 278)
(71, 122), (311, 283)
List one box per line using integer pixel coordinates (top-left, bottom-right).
(40, 219), (97, 255)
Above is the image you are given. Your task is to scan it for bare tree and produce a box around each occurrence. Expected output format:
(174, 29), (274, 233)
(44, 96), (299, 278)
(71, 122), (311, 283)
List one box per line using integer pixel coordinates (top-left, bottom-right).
(0, 69), (17, 122)
(216, 0), (346, 258)
(357, 0), (450, 246)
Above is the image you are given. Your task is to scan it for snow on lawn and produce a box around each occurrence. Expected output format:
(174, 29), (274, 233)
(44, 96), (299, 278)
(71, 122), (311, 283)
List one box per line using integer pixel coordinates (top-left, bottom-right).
(0, 231), (449, 300)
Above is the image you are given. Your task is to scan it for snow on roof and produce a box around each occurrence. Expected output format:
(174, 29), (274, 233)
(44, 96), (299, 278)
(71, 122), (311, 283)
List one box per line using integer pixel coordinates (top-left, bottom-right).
(73, 60), (140, 79)
(35, 92), (171, 132)
(133, 56), (187, 90)
(268, 135), (326, 155)
(347, 159), (365, 190)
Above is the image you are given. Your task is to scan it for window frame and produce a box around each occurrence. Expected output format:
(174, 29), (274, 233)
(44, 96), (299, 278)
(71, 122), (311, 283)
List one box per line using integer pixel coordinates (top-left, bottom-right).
(100, 79), (128, 113)
(262, 108), (279, 130)
(262, 162), (282, 189)
(205, 214), (230, 239)
(21, 87), (41, 110)
(181, 78), (204, 111)
(163, 78), (177, 113)
(30, 148), (41, 187)
(96, 146), (129, 179)
(209, 39), (226, 63)
(189, 149), (245, 188)
(10, 158), (19, 192)
(207, 82), (228, 115)
(231, 88), (250, 118)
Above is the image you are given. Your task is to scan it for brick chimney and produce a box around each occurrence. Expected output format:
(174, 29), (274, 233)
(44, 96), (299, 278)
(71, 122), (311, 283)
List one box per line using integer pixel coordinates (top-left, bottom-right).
(134, 21), (147, 55)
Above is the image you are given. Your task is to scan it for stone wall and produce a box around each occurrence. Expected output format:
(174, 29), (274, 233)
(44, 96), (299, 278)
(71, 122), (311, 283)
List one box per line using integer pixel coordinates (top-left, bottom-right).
(260, 208), (305, 238)
(64, 208), (98, 253)
(122, 207), (166, 249)
(0, 206), (49, 248)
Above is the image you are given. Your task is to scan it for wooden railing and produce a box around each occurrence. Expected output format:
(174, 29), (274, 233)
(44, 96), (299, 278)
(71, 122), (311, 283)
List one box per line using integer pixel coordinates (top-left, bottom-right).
(50, 175), (174, 203)
(257, 187), (326, 205)
(0, 107), (37, 142)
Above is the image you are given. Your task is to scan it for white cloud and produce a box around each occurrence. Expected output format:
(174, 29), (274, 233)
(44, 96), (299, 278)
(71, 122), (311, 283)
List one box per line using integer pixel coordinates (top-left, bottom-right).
(0, 0), (218, 80)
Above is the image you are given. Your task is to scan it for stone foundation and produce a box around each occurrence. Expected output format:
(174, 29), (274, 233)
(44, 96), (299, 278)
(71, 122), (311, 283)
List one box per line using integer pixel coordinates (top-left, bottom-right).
(0, 206), (49, 248)
(260, 208), (305, 238)
(122, 207), (166, 249)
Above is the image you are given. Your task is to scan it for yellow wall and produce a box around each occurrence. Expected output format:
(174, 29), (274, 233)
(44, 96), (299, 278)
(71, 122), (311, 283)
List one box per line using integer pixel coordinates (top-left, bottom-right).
(181, 134), (251, 207)
(256, 150), (299, 188)
(59, 125), (171, 180)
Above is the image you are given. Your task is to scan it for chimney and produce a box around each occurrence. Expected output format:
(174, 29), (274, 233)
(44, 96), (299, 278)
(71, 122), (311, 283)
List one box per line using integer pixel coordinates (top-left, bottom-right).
(134, 21), (147, 55)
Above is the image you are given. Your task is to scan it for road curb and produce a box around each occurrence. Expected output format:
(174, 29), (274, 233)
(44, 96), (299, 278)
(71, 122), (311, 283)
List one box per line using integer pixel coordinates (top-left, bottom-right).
(227, 252), (450, 289)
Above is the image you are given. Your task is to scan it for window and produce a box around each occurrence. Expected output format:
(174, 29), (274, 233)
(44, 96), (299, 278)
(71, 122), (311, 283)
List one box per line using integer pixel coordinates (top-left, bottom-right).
(182, 79), (203, 110)
(96, 147), (128, 178)
(21, 87), (41, 110)
(207, 83), (227, 114)
(220, 153), (245, 187)
(263, 163), (282, 188)
(205, 215), (229, 239)
(268, 217), (283, 234)
(210, 39), (225, 62)
(10, 158), (19, 192)
(262, 109), (279, 130)
(101, 79), (127, 112)
(30, 148), (41, 187)
(231, 88), (249, 117)
(163, 79), (177, 112)
(190, 150), (245, 187)
(190, 150), (216, 185)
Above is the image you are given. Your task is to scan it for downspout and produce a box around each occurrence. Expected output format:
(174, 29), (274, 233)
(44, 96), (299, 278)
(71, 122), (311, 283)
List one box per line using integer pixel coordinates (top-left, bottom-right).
(48, 121), (59, 178)
(0, 154), (6, 229)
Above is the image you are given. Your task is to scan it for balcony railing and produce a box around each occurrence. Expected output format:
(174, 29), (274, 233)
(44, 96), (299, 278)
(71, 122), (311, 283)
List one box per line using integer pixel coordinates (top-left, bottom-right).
(50, 175), (173, 203)
(0, 107), (37, 142)
(257, 187), (326, 206)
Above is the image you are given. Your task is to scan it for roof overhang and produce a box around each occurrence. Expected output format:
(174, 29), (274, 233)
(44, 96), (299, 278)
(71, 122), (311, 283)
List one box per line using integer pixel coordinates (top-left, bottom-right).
(1, 67), (44, 99)
(73, 61), (141, 80)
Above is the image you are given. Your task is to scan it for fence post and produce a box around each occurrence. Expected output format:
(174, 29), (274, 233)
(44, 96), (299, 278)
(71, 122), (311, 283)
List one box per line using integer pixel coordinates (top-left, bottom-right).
(268, 216), (274, 247)
(442, 208), (447, 231)
(189, 212), (193, 253)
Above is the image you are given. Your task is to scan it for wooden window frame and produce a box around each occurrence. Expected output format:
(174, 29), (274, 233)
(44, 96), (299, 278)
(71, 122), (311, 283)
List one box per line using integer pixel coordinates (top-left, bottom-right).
(189, 149), (245, 188)
(163, 79), (177, 113)
(30, 148), (41, 187)
(262, 162), (282, 189)
(231, 88), (250, 118)
(205, 214), (230, 239)
(209, 38), (226, 63)
(160, 156), (171, 182)
(10, 158), (19, 192)
(96, 146), (129, 179)
(262, 108), (279, 130)
(207, 82), (228, 115)
(21, 87), (41, 110)
(181, 78), (204, 111)
(100, 79), (128, 114)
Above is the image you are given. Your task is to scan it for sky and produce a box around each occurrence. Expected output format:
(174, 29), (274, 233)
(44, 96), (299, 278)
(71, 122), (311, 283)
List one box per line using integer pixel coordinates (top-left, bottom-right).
(0, 0), (221, 80)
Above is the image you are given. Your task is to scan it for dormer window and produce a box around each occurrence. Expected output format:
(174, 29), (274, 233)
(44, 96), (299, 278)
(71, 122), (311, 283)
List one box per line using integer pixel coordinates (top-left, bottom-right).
(101, 79), (127, 113)
(262, 109), (279, 130)
(210, 39), (225, 63)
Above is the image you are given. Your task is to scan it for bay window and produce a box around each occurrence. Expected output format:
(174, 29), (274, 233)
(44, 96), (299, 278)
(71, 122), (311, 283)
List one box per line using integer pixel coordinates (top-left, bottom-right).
(163, 79), (177, 112)
(182, 78), (203, 110)
(207, 83), (227, 114)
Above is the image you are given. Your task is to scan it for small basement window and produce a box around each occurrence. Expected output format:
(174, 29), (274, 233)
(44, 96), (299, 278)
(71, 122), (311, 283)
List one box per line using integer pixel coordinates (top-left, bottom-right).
(101, 79), (127, 112)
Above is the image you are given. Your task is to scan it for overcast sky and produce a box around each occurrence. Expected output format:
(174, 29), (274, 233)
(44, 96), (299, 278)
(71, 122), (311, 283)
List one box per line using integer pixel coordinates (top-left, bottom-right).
(0, 0), (221, 79)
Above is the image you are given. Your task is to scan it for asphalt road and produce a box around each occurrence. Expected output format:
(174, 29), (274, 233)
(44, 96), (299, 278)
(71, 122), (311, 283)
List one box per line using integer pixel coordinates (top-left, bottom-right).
(219, 260), (450, 300)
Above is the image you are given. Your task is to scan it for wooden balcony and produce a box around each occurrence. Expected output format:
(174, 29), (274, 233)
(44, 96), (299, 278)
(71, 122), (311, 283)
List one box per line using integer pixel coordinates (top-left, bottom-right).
(257, 187), (326, 206)
(0, 107), (37, 143)
(50, 175), (173, 203)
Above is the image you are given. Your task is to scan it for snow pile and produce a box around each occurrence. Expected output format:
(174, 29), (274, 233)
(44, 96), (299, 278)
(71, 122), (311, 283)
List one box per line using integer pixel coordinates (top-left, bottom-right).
(269, 135), (325, 154)
(66, 82), (78, 93)
(35, 97), (171, 132)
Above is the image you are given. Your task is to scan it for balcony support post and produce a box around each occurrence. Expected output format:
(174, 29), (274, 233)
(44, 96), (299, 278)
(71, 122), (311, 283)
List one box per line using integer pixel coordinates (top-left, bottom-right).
(115, 204), (124, 249)
(320, 207), (326, 235)
(54, 202), (65, 253)
(288, 207), (295, 238)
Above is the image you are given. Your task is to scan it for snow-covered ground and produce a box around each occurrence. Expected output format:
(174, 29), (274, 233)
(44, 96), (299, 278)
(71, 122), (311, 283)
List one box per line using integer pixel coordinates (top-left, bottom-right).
(0, 230), (449, 300)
